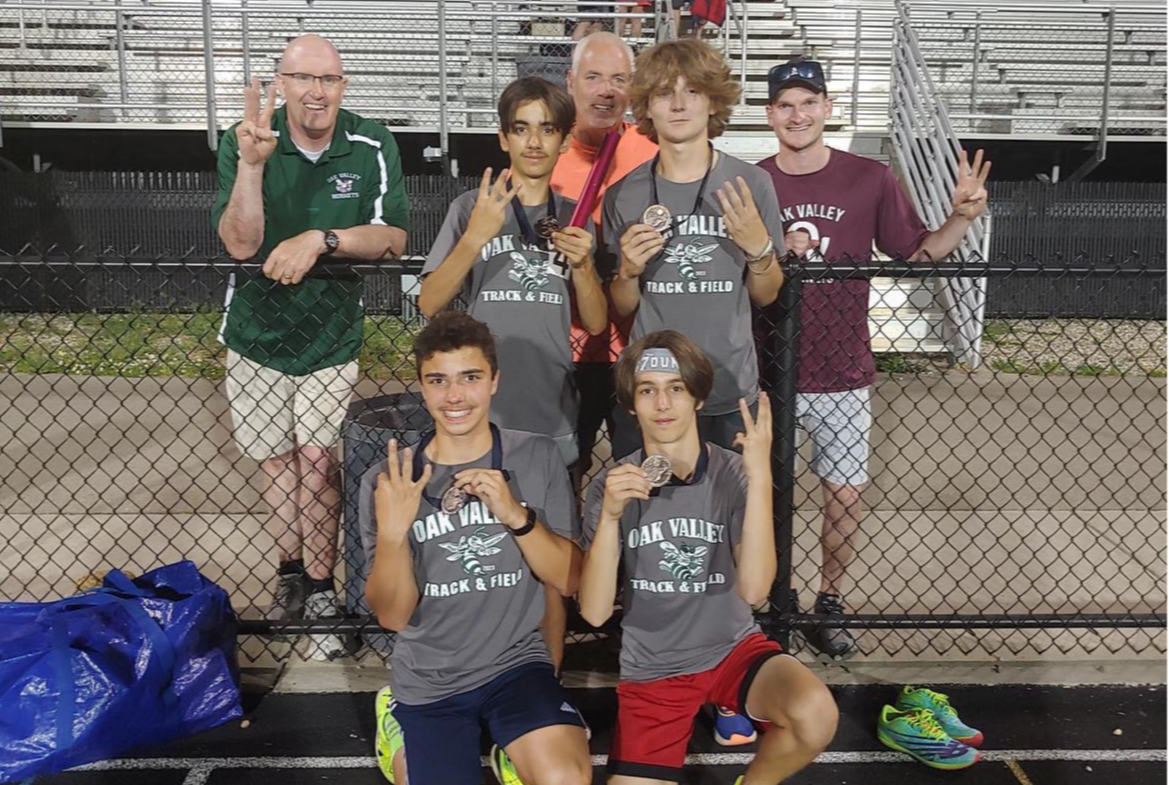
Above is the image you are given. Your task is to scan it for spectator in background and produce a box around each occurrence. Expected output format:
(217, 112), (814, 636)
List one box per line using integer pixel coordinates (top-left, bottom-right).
(552, 31), (658, 482)
(615, 1), (651, 40)
(757, 58), (991, 659)
(213, 34), (409, 660)
(572, 2), (610, 40)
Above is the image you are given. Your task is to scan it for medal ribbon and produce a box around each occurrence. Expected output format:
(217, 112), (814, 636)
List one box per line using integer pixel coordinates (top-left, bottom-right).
(413, 423), (508, 510)
(648, 142), (716, 231)
(511, 189), (558, 248)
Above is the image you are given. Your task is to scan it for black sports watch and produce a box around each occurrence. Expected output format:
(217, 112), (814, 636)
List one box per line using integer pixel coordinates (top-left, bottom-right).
(321, 229), (340, 256)
(510, 504), (538, 537)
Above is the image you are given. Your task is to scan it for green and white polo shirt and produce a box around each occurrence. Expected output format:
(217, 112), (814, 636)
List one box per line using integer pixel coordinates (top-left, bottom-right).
(213, 106), (409, 376)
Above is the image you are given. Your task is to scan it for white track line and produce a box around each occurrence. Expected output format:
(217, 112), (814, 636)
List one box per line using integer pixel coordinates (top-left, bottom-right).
(71, 748), (1166, 776)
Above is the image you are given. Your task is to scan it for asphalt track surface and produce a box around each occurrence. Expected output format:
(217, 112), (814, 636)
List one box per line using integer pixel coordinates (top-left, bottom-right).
(30, 684), (1167, 785)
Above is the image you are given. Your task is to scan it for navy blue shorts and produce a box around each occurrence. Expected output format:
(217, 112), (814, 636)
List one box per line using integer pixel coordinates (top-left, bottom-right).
(393, 662), (586, 785)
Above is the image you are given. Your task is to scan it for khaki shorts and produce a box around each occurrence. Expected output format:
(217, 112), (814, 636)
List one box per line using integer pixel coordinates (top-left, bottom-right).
(225, 350), (359, 461)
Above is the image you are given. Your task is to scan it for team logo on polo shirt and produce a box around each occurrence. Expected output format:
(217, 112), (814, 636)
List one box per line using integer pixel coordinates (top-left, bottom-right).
(327, 172), (362, 200)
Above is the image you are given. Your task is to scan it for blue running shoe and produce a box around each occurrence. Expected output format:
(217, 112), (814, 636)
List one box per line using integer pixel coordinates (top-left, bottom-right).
(896, 686), (984, 747)
(877, 705), (980, 770)
(713, 706), (757, 746)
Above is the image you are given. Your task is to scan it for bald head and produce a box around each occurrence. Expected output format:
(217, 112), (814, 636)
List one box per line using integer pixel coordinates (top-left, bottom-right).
(570, 32), (634, 76)
(279, 34), (344, 75)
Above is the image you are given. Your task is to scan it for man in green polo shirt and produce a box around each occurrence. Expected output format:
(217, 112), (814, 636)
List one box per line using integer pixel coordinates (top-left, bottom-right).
(213, 34), (409, 660)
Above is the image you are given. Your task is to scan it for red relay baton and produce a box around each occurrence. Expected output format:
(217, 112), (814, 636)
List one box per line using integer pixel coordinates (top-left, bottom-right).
(568, 129), (621, 228)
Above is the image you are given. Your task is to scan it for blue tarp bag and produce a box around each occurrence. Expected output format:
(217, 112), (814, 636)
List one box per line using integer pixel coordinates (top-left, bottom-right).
(0, 560), (242, 783)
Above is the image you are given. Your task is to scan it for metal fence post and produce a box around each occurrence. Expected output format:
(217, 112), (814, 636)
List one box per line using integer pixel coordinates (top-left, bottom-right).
(490, 1), (498, 102)
(1098, 8), (1116, 162)
(969, 12), (981, 113)
(768, 275), (801, 650)
(439, 0), (449, 162)
(114, 0), (129, 121)
(201, 0), (218, 152)
(851, 8), (862, 127)
(242, 0), (251, 85)
(740, 0), (748, 104)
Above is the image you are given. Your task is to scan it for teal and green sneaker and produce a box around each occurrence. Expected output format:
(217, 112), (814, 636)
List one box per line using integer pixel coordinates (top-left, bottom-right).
(877, 705), (981, 770)
(895, 686), (984, 747)
(375, 686), (405, 783)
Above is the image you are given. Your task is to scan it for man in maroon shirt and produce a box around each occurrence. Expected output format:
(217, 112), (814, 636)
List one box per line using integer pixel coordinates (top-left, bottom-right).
(757, 58), (991, 659)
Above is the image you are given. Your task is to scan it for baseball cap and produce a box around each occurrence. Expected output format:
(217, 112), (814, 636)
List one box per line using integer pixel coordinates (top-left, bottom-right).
(768, 59), (827, 101)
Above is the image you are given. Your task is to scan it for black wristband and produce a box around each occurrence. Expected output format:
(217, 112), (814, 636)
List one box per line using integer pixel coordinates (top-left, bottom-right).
(510, 504), (537, 537)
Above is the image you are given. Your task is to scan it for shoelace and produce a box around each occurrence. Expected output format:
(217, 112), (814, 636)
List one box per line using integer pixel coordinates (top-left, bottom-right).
(919, 689), (958, 719)
(904, 709), (948, 741)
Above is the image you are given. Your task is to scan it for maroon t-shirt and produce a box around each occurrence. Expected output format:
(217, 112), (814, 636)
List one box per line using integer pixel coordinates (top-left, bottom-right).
(757, 150), (929, 393)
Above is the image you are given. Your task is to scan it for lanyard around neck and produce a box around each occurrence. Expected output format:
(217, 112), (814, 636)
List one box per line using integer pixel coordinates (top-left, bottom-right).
(413, 423), (507, 510)
(649, 142), (716, 224)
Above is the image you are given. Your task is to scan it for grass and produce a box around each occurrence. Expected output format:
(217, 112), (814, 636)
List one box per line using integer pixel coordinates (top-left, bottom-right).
(0, 312), (417, 381)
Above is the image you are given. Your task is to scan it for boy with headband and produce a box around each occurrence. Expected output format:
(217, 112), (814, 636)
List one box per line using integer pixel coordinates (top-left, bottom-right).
(578, 330), (838, 784)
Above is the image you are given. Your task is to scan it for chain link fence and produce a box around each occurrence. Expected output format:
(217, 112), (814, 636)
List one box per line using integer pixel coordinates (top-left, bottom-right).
(0, 243), (1164, 666)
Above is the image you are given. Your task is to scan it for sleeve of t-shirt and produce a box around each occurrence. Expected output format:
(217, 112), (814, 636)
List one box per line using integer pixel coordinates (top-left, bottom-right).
(422, 192), (472, 277)
(601, 184), (624, 260)
(727, 457), (750, 548)
(538, 439), (579, 541)
(580, 468), (608, 551)
(211, 124), (241, 233)
(747, 166), (788, 257)
(875, 166), (930, 260)
(362, 125), (409, 231)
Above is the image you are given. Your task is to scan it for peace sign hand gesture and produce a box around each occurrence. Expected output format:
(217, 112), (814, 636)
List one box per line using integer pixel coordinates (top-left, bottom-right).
(951, 148), (992, 221)
(375, 439), (433, 543)
(733, 394), (773, 483)
(238, 77), (278, 167)
(466, 167), (523, 247)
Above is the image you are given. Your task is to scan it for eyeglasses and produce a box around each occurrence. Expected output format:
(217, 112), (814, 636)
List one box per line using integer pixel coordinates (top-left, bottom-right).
(769, 62), (822, 82)
(280, 72), (345, 89)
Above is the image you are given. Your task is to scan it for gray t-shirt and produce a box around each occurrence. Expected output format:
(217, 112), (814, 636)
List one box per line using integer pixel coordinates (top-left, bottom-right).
(424, 191), (589, 439)
(602, 153), (786, 414)
(359, 426), (578, 705)
(582, 444), (759, 681)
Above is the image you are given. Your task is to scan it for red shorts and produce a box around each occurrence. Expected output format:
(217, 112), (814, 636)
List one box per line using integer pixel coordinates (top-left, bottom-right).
(608, 633), (785, 781)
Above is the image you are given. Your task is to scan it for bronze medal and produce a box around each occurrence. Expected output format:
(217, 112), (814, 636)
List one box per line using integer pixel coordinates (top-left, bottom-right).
(642, 204), (672, 233)
(535, 215), (560, 239)
(441, 485), (468, 514)
(640, 454), (673, 488)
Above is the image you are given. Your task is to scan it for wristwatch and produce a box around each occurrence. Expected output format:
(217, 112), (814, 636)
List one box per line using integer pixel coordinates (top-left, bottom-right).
(321, 229), (340, 256)
(510, 504), (538, 537)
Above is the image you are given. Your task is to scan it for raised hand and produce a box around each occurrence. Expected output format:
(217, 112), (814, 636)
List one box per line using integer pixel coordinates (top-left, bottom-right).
(375, 439), (432, 541)
(952, 148), (991, 220)
(453, 469), (527, 530)
(552, 226), (596, 270)
(717, 176), (771, 260)
(618, 224), (665, 279)
(465, 168), (522, 247)
(733, 394), (773, 482)
(237, 77), (278, 166)
(601, 463), (652, 519)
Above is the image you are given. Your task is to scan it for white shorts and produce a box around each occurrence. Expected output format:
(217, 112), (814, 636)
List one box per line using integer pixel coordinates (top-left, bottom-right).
(225, 350), (359, 461)
(795, 387), (872, 486)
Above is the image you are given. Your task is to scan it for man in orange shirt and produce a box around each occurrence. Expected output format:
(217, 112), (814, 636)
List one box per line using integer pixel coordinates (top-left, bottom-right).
(552, 31), (659, 481)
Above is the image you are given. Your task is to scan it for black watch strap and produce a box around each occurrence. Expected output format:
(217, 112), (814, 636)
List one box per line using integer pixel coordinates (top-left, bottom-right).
(322, 229), (340, 255)
(511, 505), (538, 537)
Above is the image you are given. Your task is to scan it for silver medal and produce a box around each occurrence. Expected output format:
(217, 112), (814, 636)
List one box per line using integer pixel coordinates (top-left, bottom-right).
(641, 454), (673, 488)
(642, 204), (672, 233)
(441, 485), (468, 514)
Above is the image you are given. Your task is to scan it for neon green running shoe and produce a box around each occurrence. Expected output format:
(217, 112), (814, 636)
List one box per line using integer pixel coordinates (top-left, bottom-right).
(490, 743), (528, 785)
(895, 686), (984, 747)
(877, 705), (980, 770)
(375, 686), (405, 783)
